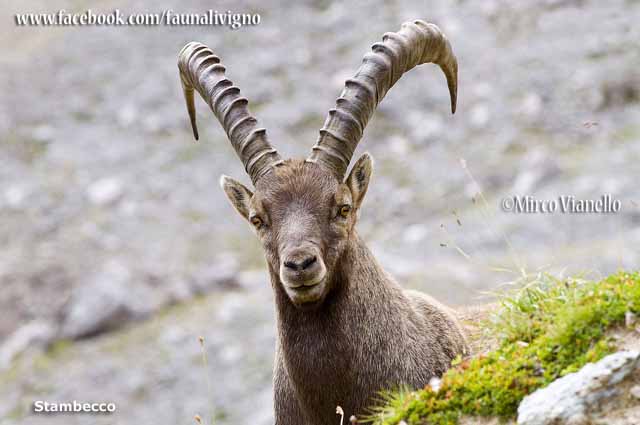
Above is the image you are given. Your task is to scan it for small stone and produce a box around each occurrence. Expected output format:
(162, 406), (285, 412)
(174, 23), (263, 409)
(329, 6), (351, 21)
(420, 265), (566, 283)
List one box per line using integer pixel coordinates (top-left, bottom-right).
(402, 224), (428, 244)
(512, 170), (541, 194)
(32, 125), (55, 143)
(626, 311), (637, 328)
(428, 376), (442, 393)
(630, 385), (640, 400)
(117, 104), (138, 127)
(469, 103), (490, 129)
(519, 92), (543, 120)
(4, 185), (29, 209)
(87, 177), (124, 206)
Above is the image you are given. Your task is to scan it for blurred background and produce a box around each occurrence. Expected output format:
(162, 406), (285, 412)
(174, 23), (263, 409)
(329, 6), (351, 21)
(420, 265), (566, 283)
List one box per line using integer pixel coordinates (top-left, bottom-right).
(0, 0), (639, 424)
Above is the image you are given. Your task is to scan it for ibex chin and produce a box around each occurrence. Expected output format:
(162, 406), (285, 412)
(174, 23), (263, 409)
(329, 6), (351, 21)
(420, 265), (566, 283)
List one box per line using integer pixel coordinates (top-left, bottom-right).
(178, 20), (468, 424)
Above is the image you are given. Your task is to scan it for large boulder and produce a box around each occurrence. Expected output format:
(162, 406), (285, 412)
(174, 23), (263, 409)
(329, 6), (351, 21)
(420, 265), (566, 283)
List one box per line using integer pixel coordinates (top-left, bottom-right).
(60, 261), (149, 339)
(517, 350), (640, 425)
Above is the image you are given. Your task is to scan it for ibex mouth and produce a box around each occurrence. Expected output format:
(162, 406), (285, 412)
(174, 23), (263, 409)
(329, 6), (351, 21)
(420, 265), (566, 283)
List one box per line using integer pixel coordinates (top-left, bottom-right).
(282, 271), (326, 289)
(281, 266), (328, 306)
(284, 278), (328, 307)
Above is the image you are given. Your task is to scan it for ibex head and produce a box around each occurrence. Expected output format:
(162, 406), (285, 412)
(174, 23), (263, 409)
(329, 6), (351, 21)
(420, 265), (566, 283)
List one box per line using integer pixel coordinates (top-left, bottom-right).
(178, 20), (457, 308)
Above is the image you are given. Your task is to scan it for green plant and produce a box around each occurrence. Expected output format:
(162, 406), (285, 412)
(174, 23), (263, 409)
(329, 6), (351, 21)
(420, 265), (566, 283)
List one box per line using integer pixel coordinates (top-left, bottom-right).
(365, 271), (640, 425)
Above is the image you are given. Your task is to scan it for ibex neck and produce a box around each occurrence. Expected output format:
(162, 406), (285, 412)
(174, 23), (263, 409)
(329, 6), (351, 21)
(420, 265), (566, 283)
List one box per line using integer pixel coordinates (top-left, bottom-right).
(270, 231), (406, 420)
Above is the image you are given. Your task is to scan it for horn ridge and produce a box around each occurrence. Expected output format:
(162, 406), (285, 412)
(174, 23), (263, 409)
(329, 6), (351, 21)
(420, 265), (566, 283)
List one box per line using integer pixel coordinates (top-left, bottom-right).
(178, 41), (281, 184)
(307, 20), (458, 179)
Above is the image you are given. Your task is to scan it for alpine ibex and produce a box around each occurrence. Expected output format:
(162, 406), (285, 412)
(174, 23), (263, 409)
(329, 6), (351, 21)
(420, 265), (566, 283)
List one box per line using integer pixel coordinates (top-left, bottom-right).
(178, 20), (467, 424)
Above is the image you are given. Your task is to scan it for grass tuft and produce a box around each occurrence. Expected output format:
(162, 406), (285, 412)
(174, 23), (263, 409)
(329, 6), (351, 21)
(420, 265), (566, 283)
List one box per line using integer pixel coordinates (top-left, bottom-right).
(365, 271), (640, 425)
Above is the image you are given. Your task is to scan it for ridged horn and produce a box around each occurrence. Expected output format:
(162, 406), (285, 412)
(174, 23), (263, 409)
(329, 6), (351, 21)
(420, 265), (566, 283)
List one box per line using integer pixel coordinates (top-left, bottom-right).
(306, 20), (458, 179)
(178, 42), (282, 185)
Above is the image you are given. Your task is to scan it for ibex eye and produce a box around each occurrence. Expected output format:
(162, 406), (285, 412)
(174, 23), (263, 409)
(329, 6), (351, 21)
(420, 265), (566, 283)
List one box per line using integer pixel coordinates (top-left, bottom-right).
(339, 205), (351, 218)
(250, 216), (263, 228)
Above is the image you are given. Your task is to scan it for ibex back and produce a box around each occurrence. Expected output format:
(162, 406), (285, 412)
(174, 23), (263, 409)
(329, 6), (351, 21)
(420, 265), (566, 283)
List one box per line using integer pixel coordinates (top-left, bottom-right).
(178, 20), (468, 424)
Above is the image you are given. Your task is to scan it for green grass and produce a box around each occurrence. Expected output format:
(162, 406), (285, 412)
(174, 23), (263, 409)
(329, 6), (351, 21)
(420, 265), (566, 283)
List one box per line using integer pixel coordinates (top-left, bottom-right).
(365, 271), (640, 425)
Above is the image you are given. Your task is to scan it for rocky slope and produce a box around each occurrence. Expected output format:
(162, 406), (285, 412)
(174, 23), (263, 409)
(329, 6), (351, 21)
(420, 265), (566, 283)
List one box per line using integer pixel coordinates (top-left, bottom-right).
(1, 0), (639, 424)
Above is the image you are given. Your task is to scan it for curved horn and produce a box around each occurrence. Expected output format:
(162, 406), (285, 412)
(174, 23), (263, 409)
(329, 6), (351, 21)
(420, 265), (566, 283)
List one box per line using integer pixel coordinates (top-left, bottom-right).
(178, 42), (282, 185)
(306, 20), (458, 179)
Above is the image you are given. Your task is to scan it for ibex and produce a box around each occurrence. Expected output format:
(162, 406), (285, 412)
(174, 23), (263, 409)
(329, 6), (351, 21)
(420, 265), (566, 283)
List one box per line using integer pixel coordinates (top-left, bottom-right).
(178, 20), (468, 424)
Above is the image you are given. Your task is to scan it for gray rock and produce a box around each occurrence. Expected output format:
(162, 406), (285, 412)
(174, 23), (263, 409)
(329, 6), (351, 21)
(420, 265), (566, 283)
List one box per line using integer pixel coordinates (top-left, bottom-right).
(428, 376), (442, 392)
(517, 350), (640, 425)
(469, 103), (490, 129)
(3, 185), (30, 210)
(402, 223), (429, 244)
(31, 124), (55, 143)
(86, 177), (124, 206)
(1, 1), (640, 423)
(117, 103), (139, 127)
(61, 261), (146, 339)
(0, 321), (55, 370)
(190, 260), (238, 294)
(519, 92), (543, 120)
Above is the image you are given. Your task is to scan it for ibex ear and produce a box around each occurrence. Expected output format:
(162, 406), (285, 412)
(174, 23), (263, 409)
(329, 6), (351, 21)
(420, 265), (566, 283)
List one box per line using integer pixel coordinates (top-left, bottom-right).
(345, 153), (373, 209)
(220, 175), (253, 220)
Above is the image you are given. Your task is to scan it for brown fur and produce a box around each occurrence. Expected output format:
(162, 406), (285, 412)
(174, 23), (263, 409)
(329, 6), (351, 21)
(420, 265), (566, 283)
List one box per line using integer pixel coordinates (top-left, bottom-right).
(221, 158), (469, 424)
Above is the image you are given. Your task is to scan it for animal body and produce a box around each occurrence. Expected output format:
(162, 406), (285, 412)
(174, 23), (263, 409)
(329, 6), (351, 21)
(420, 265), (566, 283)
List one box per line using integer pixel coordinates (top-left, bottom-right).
(178, 19), (468, 424)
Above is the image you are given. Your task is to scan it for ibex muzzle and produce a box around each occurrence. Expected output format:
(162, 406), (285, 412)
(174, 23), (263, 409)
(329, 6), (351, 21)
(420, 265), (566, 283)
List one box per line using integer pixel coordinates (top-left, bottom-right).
(178, 20), (465, 423)
(278, 215), (327, 304)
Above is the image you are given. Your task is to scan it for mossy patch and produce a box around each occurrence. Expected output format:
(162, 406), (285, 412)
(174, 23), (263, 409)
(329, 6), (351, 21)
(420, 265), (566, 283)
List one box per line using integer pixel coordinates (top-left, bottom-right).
(366, 271), (640, 425)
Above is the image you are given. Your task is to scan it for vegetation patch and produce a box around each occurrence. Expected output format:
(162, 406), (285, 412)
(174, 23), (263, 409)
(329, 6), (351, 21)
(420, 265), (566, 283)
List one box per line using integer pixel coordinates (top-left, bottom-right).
(367, 271), (640, 424)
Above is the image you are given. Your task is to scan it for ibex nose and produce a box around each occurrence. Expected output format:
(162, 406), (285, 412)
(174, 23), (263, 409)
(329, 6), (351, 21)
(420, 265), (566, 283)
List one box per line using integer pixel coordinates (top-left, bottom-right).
(280, 247), (325, 289)
(284, 255), (317, 271)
